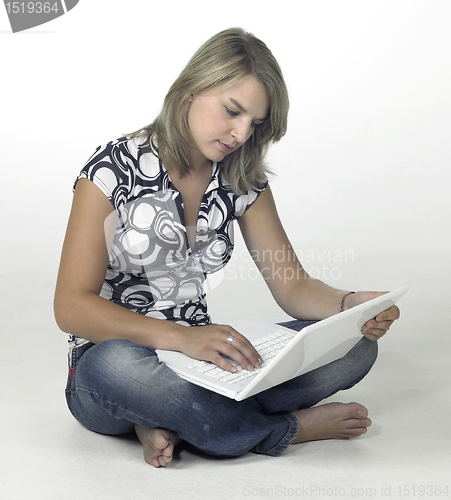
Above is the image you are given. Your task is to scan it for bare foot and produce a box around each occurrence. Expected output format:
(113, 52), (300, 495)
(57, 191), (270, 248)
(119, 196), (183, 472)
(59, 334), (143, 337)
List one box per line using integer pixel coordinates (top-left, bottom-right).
(134, 424), (181, 467)
(292, 402), (372, 444)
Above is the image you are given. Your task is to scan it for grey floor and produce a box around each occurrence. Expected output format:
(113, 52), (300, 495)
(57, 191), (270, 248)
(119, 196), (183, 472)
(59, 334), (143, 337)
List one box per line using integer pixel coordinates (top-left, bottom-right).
(1, 192), (450, 500)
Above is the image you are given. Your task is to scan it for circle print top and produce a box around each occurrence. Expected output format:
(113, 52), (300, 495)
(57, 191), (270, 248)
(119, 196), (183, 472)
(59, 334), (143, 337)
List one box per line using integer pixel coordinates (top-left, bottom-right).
(69, 136), (267, 346)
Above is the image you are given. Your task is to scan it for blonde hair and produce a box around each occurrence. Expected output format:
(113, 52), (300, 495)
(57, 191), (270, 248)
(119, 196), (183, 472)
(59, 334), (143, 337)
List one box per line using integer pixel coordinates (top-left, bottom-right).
(130, 28), (289, 194)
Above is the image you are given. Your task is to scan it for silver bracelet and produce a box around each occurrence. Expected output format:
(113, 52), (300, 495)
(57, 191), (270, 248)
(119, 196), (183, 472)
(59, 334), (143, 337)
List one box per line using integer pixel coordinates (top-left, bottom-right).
(340, 291), (355, 312)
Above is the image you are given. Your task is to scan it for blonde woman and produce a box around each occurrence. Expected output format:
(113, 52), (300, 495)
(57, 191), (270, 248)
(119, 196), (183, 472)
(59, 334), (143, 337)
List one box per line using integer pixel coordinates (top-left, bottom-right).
(54, 28), (400, 467)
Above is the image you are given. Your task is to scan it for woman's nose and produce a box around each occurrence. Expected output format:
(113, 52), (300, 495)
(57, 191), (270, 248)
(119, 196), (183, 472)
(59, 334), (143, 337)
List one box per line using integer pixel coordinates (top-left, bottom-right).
(232, 121), (253, 144)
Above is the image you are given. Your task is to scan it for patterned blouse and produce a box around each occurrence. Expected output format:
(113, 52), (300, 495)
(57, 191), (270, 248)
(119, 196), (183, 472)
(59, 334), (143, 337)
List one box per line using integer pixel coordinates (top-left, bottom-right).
(69, 136), (267, 346)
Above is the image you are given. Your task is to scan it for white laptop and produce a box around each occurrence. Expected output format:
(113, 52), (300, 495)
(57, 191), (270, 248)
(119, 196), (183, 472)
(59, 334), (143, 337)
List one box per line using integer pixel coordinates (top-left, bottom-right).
(157, 286), (408, 401)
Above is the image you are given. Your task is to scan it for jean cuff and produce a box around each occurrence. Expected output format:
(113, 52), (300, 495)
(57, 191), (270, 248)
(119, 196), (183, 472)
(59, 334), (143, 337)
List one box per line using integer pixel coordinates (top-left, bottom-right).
(265, 413), (299, 457)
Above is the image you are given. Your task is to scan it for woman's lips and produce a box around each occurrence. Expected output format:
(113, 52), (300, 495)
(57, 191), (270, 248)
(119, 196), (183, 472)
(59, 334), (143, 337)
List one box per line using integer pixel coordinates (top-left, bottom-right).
(218, 141), (233, 153)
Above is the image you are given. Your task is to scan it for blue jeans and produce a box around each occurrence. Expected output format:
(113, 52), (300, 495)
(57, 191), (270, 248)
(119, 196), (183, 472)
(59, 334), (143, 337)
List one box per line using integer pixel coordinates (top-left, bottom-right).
(65, 320), (377, 457)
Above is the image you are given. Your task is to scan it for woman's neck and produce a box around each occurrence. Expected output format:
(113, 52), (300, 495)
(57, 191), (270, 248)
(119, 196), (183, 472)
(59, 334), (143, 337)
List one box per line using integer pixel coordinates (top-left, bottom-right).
(162, 151), (211, 180)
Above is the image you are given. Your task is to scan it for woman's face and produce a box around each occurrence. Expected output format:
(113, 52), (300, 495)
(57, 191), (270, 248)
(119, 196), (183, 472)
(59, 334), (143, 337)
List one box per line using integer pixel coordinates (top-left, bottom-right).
(185, 75), (269, 167)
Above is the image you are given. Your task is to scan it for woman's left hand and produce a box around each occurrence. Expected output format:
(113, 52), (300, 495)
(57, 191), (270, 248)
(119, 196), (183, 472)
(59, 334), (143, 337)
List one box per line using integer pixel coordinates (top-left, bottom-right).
(344, 291), (401, 341)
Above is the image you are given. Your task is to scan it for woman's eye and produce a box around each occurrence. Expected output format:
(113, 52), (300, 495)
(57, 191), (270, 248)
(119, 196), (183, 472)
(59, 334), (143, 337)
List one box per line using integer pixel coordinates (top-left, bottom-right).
(226, 107), (239, 117)
(226, 107), (263, 128)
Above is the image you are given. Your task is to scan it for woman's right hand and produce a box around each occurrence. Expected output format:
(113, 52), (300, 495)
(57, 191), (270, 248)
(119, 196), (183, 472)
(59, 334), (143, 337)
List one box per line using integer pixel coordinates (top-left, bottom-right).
(177, 324), (263, 373)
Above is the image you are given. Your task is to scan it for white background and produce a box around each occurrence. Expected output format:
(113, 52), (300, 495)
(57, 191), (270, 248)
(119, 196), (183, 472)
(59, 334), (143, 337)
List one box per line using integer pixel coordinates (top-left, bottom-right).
(1, 1), (450, 499)
(2, 0), (450, 319)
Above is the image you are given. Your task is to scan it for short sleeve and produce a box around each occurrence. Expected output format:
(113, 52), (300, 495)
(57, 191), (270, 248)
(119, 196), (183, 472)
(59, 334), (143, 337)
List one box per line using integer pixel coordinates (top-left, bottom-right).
(74, 138), (138, 213)
(233, 179), (268, 219)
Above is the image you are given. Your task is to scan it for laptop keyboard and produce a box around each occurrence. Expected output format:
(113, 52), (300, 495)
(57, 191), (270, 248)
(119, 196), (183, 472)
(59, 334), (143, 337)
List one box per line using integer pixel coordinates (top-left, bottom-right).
(186, 329), (296, 385)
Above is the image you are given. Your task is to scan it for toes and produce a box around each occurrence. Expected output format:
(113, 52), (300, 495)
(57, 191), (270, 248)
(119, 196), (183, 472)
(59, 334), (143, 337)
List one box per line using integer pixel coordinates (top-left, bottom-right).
(360, 417), (371, 427)
(136, 427), (175, 467)
(345, 417), (371, 432)
(341, 426), (367, 439)
(149, 446), (174, 468)
(349, 402), (369, 419)
(152, 442), (174, 467)
(162, 443), (174, 458)
(150, 453), (172, 468)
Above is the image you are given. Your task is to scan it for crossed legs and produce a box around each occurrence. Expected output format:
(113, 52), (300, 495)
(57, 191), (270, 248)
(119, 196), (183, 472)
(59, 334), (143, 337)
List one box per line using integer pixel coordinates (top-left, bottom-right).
(66, 328), (377, 467)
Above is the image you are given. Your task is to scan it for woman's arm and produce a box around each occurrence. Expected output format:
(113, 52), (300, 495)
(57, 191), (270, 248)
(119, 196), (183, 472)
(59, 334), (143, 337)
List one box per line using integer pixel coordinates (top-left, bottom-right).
(238, 186), (399, 338)
(54, 178), (183, 349)
(54, 178), (261, 371)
